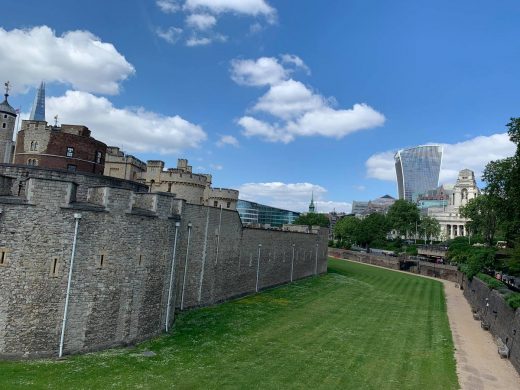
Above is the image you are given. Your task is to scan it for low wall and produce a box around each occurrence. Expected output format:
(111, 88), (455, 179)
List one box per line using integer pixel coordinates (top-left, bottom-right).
(328, 248), (459, 282)
(463, 277), (520, 374)
(328, 249), (400, 270)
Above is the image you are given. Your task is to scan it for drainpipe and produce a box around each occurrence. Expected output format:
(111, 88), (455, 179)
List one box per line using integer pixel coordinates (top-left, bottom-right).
(165, 221), (180, 332)
(59, 212), (82, 358)
(290, 244), (295, 282)
(256, 244), (262, 292)
(180, 223), (192, 310)
(315, 243), (319, 275)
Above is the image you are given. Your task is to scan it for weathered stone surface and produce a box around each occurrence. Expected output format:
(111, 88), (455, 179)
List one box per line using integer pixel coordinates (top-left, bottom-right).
(0, 166), (327, 358)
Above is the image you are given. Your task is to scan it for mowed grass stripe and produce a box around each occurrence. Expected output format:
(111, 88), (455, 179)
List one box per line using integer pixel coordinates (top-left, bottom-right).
(0, 258), (458, 389)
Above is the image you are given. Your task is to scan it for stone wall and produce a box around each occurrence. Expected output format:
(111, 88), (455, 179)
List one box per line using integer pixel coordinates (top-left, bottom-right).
(463, 276), (520, 374)
(0, 172), (327, 358)
(329, 249), (401, 270)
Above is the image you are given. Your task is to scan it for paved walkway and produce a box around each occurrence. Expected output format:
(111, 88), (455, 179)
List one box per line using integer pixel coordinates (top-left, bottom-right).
(331, 257), (520, 389)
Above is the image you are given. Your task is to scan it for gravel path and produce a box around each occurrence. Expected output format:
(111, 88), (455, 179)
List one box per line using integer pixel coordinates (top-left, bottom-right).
(332, 257), (520, 389)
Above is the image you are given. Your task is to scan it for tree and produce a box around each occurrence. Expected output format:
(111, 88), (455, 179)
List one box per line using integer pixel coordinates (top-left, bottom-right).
(420, 215), (441, 244)
(460, 195), (501, 246)
(355, 213), (389, 248)
(386, 200), (420, 238)
(334, 216), (360, 244)
(293, 213), (330, 228)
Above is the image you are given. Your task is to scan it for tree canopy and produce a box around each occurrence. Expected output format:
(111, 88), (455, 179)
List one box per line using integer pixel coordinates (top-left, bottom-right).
(386, 200), (420, 237)
(293, 213), (330, 228)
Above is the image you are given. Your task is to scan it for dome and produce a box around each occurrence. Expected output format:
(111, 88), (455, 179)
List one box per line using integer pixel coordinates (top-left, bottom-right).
(0, 96), (17, 116)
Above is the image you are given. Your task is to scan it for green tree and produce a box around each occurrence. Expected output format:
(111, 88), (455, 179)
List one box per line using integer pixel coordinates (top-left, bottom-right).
(460, 195), (501, 246)
(355, 213), (389, 248)
(420, 216), (441, 244)
(334, 216), (360, 244)
(293, 213), (330, 228)
(386, 200), (420, 238)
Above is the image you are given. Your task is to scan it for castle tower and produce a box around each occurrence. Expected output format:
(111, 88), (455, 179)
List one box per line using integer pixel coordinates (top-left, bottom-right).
(0, 81), (17, 163)
(309, 192), (316, 213)
(29, 81), (46, 121)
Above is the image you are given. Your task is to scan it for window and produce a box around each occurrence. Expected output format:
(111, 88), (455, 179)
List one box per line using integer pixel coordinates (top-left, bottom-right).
(138, 254), (143, 266)
(66, 147), (74, 157)
(3, 114), (6, 119)
(50, 257), (59, 276)
(95, 151), (102, 164)
(27, 158), (38, 166)
(67, 164), (77, 172)
(227, 201), (231, 208)
(214, 201), (218, 207)
(0, 249), (8, 266)
(97, 253), (106, 268)
(2, 123), (5, 129)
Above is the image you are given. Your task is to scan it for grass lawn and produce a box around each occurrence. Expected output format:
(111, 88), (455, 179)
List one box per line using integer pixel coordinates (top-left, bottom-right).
(0, 258), (458, 389)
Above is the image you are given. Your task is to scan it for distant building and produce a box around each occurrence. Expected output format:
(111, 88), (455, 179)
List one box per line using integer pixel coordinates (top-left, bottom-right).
(351, 195), (395, 217)
(416, 184), (452, 212)
(308, 192), (316, 213)
(12, 82), (107, 174)
(327, 210), (347, 239)
(129, 158), (239, 210)
(237, 199), (300, 227)
(104, 146), (147, 181)
(0, 82), (16, 164)
(395, 145), (443, 202)
(427, 169), (480, 239)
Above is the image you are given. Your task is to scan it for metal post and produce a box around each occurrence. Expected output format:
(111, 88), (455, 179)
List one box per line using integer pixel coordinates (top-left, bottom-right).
(165, 221), (180, 332)
(180, 223), (192, 311)
(198, 209), (210, 303)
(215, 205), (223, 265)
(290, 244), (295, 282)
(255, 244), (262, 292)
(315, 243), (319, 275)
(59, 213), (81, 358)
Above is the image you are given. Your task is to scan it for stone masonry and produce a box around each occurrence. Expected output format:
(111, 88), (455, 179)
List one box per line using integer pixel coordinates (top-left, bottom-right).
(0, 166), (327, 358)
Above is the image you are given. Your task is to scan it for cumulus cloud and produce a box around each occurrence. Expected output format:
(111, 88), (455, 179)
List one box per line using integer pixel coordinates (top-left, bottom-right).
(45, 90), (206, 154)
(238, 182), (351, 213)
(186, 13), (217, 30)
(281, 54), (310, 75)
(184, 0), (276, 21)
(216, 135), (239, 147)
(156, 26), (183, 43)
(231, 55), (385, 143)
(185, 33), (226, 46)
(365, 133), (516, 183)
(0, 26), (134, 95)
(156, 0), (180, 13)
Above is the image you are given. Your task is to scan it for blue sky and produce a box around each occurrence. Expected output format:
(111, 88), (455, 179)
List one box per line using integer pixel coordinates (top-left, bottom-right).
(1, 0), (519, 212)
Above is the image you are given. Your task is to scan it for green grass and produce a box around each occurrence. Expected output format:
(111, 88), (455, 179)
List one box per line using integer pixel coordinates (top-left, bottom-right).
(0, 259), (458, 389)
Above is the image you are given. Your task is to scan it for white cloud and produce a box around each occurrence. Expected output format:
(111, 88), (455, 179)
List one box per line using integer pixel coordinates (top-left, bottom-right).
(156, 26), (183, 44)
(238, 182), (351, 213)
(0, 26), (134, 95)
(216, 135), (239, 147)
(232, 55), (385, 143)
(184, 0), (276, 21)
(45, 91), (206, 154)
(186, 33), (226, 46)
(230, 57), (287, 86)
(156, 0), (180, 13)
(365, 133), (516, 184)
(186, 13), (217, 30)
(281, 54), (310, 75)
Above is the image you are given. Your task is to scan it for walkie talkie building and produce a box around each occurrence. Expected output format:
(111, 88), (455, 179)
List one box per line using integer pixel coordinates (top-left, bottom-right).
(394, 145), (443, 202)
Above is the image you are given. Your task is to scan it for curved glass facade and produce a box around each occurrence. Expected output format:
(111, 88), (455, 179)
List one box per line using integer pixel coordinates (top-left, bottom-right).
(394, 145), (443, 202)
(237, 200), (300, 227)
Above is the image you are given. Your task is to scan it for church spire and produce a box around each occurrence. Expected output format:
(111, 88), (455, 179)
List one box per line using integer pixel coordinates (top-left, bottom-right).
(309, 192), (316, 213)
(29, 82), (46, 121)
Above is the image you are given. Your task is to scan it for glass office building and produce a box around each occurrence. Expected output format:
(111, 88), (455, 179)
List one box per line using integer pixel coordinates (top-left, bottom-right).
(394, 145), (443, 202)
(237, 200), (300, 227)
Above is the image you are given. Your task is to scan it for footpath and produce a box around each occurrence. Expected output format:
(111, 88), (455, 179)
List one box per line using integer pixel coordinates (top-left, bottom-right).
(330, 256), (520, 390)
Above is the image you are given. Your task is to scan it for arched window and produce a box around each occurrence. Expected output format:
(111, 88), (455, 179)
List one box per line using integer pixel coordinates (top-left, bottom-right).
(461, 188), (468, 201)
(34, 141), (38, 151)
(30, 141), (34, 151)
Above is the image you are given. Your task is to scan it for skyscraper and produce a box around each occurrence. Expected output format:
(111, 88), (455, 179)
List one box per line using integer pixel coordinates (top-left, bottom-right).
(394, 145), (443, 202)
(29, 82), (45, 121)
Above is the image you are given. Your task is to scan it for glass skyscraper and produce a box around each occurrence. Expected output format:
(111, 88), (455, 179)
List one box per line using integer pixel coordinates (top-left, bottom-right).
(394, 145), (443, 202)
(237, 200), (300, 227)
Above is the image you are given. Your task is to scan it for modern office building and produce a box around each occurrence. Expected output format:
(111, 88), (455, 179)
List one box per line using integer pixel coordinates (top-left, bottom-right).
(237, 199), (300, 227)
(394, 145), (443, 202)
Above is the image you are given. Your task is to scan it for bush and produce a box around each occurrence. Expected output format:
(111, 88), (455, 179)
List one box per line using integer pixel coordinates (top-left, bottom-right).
(506, 293), (520, 310)
(405, 245), (418, 256)
(476, 273), (506, 290)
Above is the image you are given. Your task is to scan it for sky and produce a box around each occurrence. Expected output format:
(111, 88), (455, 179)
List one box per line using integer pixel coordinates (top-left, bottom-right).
(1, 0), (519, 213)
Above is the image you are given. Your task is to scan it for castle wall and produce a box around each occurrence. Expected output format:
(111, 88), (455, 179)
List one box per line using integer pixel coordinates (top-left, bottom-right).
(0, 172), (327, 358)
